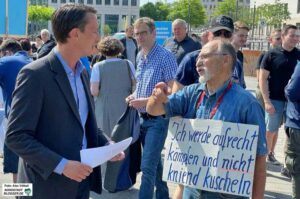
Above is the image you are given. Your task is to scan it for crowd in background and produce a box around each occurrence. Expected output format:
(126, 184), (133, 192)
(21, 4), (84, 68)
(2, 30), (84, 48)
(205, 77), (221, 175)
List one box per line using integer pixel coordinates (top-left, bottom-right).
(0, 3), (299, 199)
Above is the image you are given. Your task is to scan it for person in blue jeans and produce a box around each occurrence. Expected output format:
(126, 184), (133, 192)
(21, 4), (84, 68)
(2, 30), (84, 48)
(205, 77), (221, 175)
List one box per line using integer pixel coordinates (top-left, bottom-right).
(260, 24), (300, 165)
(146, 40), (267, 199)
(126, 17), (178, 199)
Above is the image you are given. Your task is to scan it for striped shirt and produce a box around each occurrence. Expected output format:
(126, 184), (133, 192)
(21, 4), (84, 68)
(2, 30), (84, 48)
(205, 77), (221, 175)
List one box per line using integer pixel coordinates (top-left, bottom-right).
(135, 42), (178, 113)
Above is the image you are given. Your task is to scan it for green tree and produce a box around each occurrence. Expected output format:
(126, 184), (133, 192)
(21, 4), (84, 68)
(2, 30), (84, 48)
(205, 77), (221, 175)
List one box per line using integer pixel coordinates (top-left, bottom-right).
(213, 0), (251, 24)
(28, 5), (55, 35)
(140, 2), (170, 21)
(167, 0), (206, 27)
(103, 25), (112, 36)
(256, 1), (290, 28)
(28, 5), (54, 22)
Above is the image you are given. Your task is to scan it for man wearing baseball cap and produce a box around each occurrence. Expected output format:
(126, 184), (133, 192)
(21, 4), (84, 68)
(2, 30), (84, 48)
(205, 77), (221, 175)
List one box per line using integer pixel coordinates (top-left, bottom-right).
(173, 15), (245, 92)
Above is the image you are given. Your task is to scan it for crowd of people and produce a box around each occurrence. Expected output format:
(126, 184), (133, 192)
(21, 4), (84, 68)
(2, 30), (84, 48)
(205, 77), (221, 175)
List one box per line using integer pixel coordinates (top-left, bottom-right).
(0, 3), (299, 199)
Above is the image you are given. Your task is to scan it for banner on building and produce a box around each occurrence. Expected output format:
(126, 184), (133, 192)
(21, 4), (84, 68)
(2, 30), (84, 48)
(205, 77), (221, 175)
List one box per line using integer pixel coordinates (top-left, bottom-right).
(154, 21), (172, 45)
(0, 0), (28, 37)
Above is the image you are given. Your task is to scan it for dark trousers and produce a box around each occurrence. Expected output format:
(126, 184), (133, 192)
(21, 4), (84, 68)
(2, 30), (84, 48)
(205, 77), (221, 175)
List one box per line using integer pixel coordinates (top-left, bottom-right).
(285, 127), (300, 199)
(76, 178), (90, 199)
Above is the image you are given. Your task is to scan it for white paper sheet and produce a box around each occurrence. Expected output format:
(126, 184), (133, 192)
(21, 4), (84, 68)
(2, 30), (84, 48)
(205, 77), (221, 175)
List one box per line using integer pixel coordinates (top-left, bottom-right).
(80, 137), (132, 168)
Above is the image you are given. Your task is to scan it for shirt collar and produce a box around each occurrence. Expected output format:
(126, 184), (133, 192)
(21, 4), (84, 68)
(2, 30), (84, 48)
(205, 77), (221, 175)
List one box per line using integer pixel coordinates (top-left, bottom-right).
(279, 46), (297, 53)
(141, 42), (158, 61)
(197, 79), (231, 99)
(14, 51), (29, 56)
(53, 48), (84, 75)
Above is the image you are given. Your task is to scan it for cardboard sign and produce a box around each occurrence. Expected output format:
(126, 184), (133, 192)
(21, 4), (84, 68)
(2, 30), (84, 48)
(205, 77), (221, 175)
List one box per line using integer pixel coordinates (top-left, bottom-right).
(163, 117), (259, 197)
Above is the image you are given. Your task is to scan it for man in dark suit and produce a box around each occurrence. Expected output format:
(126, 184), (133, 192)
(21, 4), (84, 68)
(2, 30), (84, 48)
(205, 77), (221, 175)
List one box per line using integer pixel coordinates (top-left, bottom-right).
(120, 25), (138, 67)
(5, 4), (124, 199)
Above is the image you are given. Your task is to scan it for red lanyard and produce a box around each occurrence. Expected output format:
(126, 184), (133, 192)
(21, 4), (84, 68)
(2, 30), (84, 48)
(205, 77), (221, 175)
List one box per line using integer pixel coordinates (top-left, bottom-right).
(196, 81), (233, 119)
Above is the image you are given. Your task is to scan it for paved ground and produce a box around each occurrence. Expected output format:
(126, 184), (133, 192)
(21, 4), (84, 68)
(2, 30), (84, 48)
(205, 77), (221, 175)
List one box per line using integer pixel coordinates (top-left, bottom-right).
(0, 76), (292, 199)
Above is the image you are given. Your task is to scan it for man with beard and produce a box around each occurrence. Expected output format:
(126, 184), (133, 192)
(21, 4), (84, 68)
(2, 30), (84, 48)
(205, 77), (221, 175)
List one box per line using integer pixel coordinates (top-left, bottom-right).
(147, 39), (267, 199)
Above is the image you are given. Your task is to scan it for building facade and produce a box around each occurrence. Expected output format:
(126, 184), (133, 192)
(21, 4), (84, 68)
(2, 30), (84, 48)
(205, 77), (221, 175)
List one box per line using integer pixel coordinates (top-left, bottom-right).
(30, 0), (139, 34)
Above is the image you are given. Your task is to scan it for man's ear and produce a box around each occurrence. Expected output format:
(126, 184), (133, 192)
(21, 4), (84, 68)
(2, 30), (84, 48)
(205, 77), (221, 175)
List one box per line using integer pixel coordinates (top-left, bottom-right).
(69, 28), (80, 40)
(222, 54), (231, 66)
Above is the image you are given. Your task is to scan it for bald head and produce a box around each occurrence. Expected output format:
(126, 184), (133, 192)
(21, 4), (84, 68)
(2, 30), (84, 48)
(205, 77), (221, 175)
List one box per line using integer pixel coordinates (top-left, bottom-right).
(197, 39), (236, 91)
(201, 39), (236, 72)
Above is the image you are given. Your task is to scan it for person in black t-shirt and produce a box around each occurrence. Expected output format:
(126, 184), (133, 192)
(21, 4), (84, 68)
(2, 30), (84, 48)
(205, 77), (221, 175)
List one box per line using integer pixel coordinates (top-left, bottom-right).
(260, 25), (300, 165)
(256, 29), (282, 109)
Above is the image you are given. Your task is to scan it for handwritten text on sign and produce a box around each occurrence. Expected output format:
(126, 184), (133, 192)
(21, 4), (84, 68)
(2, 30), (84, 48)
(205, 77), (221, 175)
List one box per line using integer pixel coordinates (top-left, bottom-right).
(163, 118), (259, 197)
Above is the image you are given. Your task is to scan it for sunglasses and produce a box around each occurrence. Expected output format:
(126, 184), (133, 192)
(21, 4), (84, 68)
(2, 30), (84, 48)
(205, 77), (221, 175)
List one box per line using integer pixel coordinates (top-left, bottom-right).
(274, 37), (281, 41)
(213, 30), (232, 38)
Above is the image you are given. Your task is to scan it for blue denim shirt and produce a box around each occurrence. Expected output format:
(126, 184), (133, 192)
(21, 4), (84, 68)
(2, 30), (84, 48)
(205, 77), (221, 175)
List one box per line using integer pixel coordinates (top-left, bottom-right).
(164, 80), (267, 156)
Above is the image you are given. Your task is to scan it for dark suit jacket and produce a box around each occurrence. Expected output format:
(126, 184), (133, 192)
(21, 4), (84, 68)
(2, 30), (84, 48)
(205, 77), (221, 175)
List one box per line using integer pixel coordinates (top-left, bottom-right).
(5, 51), (109, 199)
(120, 37), (138, 60)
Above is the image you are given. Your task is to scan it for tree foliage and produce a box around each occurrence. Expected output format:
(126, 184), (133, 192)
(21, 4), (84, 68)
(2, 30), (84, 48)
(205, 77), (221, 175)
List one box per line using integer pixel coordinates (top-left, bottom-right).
(213, 0), (252, 24)
(212, 0), (290, 28)
(28, 5), (54, 22)
(167, 0), (206, 27)
(256, 1), (290, 28)
(140, 2), (170, 21)
(103, 25), (112, 36)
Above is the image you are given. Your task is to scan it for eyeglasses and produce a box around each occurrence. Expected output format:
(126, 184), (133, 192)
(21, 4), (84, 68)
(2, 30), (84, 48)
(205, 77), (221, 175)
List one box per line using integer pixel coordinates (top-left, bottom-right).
(196, 53), (228, 65)
(134, 30), (149, 38)
(213, 30), (232, 38)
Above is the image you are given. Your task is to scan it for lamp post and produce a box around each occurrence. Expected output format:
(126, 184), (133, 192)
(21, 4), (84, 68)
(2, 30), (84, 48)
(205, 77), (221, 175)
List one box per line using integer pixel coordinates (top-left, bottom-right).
(188, 0), (191, 32)
(251, 1), (256, 49)
(235, 0), (238, 20)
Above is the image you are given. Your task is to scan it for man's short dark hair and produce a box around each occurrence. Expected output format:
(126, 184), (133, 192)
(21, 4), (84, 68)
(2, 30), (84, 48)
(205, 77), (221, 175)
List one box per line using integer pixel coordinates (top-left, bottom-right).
(51, 4), (97, 43)
(20, 39), (31, 52)
(0, 39), (22, 54)
(282, 24), (298, 36)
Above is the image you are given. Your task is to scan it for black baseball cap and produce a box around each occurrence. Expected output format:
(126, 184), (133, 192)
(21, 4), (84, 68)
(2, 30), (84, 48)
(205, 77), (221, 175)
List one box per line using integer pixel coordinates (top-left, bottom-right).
(210, 15), (234, 33)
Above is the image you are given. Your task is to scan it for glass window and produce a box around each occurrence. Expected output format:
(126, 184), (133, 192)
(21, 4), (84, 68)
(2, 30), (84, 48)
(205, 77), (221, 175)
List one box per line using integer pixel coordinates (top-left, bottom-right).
(130, 15), (136, 24)
(78, 0), (84, 3)
(69, 0), (75, 2)
(52, 0), (57, 3)
(97, 15), (102, 33)
(105, 14), (119, 33)
(122, 0), (128, 6)
(105, 0), (110, 5)
(114, 0), (119, 5)
(87, 0), (93, 4)
(96, 0), (101, 4)
(131, 0), (137, 6)
(61, 0), (66, 3)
